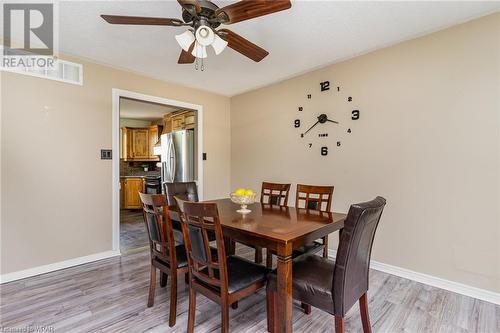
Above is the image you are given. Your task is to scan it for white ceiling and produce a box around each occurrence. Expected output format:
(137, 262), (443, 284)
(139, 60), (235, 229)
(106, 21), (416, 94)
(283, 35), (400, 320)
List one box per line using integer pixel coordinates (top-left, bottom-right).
(120, 97), (181, 120)
(57, 1), (499, 96)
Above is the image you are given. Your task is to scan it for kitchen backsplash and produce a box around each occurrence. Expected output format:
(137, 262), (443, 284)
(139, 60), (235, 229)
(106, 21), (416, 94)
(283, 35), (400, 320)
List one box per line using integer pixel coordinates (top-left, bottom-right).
(120, 160), (159, 174)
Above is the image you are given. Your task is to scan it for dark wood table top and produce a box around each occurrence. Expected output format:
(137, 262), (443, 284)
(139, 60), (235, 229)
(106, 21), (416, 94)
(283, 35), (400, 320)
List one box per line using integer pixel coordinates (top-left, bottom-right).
(210, 199), (346, 244)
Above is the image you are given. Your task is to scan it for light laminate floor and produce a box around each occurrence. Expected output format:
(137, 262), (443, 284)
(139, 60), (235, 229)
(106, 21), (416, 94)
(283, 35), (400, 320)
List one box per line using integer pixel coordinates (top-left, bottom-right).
(120, 209), (149, 253)
(1, 245), (498, 333)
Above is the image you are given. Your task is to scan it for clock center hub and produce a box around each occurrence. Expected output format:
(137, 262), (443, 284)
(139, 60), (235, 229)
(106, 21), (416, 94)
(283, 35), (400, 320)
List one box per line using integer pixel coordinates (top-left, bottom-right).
(318, 114), (328, 124)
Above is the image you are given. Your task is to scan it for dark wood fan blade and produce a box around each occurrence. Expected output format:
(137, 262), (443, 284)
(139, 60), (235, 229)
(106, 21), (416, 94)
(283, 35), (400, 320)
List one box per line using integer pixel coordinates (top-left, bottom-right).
(177, 0), (202, 16)
(218, 29), (268, 62)
(178, 42), (196, 64)
(101, 15), (183, 26)
(215, 0), (291, 24)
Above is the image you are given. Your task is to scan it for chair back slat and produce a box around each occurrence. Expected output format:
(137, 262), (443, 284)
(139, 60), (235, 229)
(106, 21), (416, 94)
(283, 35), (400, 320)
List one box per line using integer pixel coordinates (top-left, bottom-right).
(175, 198), (228, 292)
(163, 182), (199, 207)
(332, 196), (386, 316)
(295, 184), (334, 212)
(139, 193), (177, 267)
(261, 182), (291, 206)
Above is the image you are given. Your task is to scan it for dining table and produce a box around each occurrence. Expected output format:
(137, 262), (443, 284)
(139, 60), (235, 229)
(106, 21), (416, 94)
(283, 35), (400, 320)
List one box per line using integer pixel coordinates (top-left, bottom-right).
(208, 198), (347, 333)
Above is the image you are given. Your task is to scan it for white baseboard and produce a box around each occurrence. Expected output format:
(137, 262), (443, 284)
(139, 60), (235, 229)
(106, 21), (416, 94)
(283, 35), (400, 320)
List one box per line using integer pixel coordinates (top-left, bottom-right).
(328, 249), (500, 305)
(0, 250), (121, 284)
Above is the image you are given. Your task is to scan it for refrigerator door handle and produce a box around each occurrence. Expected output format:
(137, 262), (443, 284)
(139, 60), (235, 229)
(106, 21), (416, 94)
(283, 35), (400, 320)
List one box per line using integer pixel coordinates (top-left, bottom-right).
(171, 138), (176, 182)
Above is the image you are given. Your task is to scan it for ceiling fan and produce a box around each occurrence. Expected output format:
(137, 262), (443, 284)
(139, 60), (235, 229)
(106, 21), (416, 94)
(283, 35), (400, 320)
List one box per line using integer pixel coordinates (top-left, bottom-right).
(101, 0), (292, 69)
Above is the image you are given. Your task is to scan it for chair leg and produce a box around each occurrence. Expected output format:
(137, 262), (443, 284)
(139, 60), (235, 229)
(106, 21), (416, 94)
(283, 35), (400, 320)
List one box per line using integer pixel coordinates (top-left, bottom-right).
(301, 302), (312, 315)
(168, 275), (178, 327)
(266, 250), (273, 268)
(334, 315), (345, 333)
(147, 265), (156, 307)
(359, 293), (372, 333)
(322, 236), (329, 258)
(221, 302), (230, 333)
(231, 302), (238, 309)
(160, 272), (168, 288)
(255, 246), (263, 264)
(266, 287), (277, 333)
(187, 287), (196, 333)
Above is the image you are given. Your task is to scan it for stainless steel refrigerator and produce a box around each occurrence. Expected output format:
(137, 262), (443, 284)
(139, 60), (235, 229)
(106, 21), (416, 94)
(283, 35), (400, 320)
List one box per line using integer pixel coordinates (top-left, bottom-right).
(159, 130), (195, 184)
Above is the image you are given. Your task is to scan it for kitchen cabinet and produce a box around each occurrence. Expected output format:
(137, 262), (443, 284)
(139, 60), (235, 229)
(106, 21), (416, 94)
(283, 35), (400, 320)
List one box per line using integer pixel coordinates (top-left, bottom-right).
(121, 125), (162, 161)
(163, 110), (196, 133)
(122, 177), (144, 209)
(131, 129), (149, 159)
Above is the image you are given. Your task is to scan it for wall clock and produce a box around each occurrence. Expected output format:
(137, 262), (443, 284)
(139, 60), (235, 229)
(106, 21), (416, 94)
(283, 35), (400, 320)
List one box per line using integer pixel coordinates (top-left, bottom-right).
(294, 80), (360, 156)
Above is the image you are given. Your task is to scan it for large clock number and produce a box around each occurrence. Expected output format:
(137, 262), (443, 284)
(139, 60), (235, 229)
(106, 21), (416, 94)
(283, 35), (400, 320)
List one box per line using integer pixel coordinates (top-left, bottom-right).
(351, 110), (360, 120)
(347, 128), (352, 133)
(337, 86), (340, 92)
(308, 143), (312, 148)
(321, 146), (328, 156)
(307, 94), (312, 99)
(298, 106), (303, 111)
(320, 81), (330, 92)
(348, 96), (353, 102)
(337, 141), (341, 147)
(294, 119), (301, 128)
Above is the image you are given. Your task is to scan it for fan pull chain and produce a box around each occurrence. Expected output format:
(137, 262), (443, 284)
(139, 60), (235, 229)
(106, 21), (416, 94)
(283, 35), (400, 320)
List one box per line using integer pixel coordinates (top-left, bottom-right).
(201, 58), (205, 71)
(195, 57), (199, 70)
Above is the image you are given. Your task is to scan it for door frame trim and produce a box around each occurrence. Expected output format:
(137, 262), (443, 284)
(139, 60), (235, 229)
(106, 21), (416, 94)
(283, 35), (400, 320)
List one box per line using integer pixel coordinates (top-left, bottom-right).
(112, 89), (203, 252)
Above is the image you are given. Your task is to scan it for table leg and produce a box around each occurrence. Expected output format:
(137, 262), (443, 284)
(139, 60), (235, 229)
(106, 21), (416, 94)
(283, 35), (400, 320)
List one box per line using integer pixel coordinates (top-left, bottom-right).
(224, 237), (236, 256)
(276, 243), (293, 333)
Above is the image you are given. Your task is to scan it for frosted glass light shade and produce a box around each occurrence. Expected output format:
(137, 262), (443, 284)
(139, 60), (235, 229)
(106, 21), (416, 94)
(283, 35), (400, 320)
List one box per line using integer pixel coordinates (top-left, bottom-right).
(195, 26), (215, 47)
(191, 41), (207, 59)
(175, 30), (195, 52)
(212, 34), (228, 55)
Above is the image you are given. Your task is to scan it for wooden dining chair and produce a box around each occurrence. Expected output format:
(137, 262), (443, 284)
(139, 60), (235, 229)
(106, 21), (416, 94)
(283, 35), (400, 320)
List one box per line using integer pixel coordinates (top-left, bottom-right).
(175, 199), (270, 333)
(139, 192), (188, 327)
(295, 184), (334, 258)
(232, 182), (291, 265)
(267, 197), (387, 333)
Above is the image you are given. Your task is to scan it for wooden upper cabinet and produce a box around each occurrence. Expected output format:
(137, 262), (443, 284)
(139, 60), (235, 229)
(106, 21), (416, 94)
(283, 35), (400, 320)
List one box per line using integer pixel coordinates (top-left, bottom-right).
(121, 125), (163, 161)
(148, 125), (162, 160)
(163, 110), (196, 133)
(132, 129), (149, 159)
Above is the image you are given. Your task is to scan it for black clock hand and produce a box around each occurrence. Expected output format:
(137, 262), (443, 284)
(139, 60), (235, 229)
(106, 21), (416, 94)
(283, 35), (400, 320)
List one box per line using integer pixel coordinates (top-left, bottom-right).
(302, 120), (320, 137)
(326, 119), (339, 124)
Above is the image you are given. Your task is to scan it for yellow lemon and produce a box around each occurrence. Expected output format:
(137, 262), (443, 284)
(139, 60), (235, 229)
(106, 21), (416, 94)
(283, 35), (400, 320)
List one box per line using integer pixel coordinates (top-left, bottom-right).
(234, 188), (246, 196)
(244, 189), (255, 196)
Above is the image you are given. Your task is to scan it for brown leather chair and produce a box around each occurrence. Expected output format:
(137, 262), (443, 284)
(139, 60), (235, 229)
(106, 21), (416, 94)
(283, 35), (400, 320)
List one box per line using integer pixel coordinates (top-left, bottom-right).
(267, 196), (387, 333)
(175, 198), (270, 333)
(139, 193), (188, 328)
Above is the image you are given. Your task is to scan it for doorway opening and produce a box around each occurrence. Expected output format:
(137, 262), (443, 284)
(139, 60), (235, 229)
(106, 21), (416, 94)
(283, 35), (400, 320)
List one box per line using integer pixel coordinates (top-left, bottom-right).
(112, 89), (203, 254)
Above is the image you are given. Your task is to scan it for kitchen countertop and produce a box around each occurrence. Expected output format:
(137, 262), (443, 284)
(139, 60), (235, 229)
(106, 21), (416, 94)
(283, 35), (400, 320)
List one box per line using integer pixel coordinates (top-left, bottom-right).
(120, 171), (161, 179)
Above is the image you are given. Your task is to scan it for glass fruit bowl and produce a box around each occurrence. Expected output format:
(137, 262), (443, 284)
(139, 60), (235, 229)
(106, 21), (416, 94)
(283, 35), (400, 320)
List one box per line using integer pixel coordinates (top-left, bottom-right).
(230, 192), (256, 214)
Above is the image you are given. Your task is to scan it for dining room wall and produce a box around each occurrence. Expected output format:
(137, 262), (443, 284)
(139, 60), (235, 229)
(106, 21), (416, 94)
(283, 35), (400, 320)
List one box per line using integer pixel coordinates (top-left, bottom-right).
(230, 13), (500, 293)
(1, 56), (231, 276)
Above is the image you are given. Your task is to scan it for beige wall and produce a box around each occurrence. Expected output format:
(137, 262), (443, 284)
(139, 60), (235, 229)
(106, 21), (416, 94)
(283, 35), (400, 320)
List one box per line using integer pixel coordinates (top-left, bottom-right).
(231, 14), (500, 293)
(1, 57), (231, 274)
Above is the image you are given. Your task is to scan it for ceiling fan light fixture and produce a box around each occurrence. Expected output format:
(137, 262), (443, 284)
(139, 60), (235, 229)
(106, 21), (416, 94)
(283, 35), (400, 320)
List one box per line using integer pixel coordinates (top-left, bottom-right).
(175, 30), (195, 52)
(212, 34), (228, 55)
(191, 41), (207, 59)
(195, 25), (215, 47)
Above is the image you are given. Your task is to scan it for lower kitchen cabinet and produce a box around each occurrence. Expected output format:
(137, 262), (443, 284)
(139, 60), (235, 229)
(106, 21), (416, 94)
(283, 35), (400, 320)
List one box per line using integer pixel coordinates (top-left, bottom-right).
(121, 177), (144, 209)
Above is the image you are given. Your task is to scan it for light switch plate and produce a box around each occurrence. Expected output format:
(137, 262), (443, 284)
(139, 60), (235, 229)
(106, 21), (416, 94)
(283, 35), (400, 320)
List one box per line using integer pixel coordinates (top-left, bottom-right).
(101, 149), (112, 160)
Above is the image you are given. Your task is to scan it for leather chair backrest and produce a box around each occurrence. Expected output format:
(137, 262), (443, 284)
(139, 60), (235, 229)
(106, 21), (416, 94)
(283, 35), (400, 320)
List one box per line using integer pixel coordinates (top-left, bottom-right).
(163, 182), (199, 207)
(332, 196), (386, 316)
(175, 198), (229, 294)
(139, 193), (178, 267)
(261, 182), (291, 206)
(295, 184), (334, 211)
